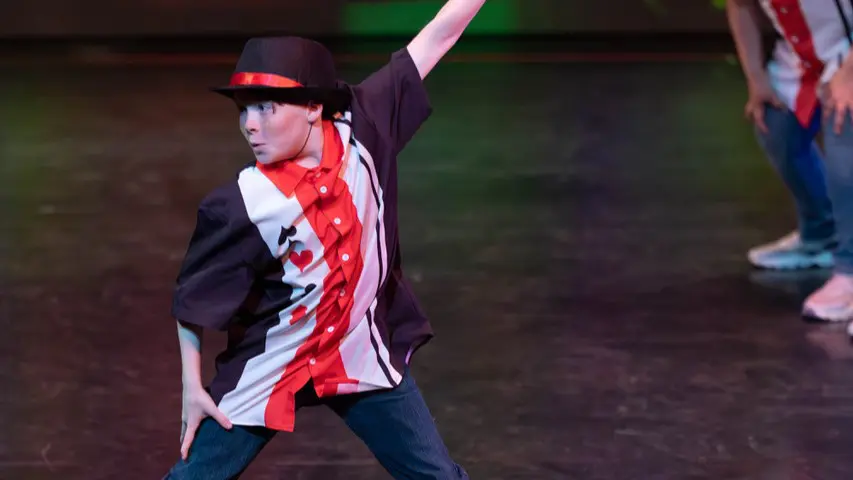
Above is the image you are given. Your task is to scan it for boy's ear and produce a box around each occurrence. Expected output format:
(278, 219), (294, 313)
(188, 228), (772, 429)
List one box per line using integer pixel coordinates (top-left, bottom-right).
(306, 102), (323, 124)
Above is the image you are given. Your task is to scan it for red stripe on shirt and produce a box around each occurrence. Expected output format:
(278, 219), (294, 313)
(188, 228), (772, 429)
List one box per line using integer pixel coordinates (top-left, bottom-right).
(770, 0), (825, 126)
(259, 120), (364, 429)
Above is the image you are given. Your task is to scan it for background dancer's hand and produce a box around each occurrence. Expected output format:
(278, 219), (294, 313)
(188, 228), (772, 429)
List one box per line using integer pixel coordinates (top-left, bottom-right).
(745, 76), (783, 134)
(824, 62), (853, 134)
(180, 386), (232, 460)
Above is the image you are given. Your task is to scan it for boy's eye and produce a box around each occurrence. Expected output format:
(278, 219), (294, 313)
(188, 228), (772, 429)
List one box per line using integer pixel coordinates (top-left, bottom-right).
(235, 101), (274, 114)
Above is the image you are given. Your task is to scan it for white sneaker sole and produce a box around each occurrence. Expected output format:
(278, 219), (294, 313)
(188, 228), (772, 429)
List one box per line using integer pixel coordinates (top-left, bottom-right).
(748, 251), (834, 270)
(803, 304), (853, 322)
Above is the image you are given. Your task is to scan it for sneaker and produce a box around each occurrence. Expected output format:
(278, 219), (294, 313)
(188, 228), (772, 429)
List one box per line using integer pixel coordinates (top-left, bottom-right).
(747, 231), (834, 270)
(802, 274), (853, 322)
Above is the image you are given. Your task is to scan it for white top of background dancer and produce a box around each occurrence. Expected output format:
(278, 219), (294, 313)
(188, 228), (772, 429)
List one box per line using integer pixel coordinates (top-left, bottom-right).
(759, 0), (853, 125)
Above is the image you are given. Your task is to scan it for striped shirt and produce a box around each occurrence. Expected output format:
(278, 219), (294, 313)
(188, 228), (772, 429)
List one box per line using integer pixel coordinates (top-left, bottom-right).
(760, 0), (853, 126)
(172, 48), (434, 432)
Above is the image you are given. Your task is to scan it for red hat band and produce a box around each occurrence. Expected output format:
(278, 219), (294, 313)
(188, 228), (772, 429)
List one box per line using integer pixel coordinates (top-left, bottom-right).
(229, 72), (304, 89)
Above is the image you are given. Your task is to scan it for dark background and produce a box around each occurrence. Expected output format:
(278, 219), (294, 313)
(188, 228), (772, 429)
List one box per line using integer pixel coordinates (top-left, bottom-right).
(9, 2), (853, 480)
(0, 0), (728, 38)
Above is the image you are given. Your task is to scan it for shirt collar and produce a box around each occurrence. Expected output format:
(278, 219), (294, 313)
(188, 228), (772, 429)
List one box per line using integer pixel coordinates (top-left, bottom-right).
(256, 120), (343, 197)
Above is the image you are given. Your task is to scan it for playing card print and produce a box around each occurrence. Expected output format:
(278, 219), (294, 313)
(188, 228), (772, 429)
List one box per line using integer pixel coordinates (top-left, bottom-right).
(277, 225), (297, 251)
(290, 305), (307, 325)
(289, 249), (313, 272)
(277, 224), (313, 271)
(275, 224), (321, 302)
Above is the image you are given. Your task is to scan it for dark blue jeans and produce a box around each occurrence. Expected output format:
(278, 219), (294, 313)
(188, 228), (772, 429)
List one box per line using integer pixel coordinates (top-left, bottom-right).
(755, 105), (853, 273)
(164, 369), (468, 480)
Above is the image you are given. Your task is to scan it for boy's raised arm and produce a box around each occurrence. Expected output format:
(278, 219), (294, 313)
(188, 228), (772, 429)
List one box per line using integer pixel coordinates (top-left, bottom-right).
(406, 0), (487, 79)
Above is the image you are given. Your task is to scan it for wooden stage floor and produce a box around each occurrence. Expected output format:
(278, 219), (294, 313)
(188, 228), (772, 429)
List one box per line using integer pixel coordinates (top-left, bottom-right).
(2, 49), (852, 479)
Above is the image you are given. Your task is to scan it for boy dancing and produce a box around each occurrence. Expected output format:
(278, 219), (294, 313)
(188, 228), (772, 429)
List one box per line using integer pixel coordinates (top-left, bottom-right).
(165, 1), (486, 478)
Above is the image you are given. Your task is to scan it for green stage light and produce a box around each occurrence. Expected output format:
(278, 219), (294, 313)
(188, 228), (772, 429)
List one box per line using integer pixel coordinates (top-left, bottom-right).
(343, 0), (518, 36)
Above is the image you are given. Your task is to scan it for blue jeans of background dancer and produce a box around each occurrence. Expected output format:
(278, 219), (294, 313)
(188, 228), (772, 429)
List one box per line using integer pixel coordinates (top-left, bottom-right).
(755, 104), (853, 274)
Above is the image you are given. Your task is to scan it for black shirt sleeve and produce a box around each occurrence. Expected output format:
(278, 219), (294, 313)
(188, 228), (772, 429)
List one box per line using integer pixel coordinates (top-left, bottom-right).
(171, 192), (259, 331)
(352, 47), (433, 154)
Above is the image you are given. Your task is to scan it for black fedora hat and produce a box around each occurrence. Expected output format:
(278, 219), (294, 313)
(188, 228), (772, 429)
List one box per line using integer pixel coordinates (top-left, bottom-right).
(212, 36), (351, 114)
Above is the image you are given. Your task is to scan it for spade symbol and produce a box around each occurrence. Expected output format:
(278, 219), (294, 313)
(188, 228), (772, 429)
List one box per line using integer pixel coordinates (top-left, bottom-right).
(278, 226), (297, 246)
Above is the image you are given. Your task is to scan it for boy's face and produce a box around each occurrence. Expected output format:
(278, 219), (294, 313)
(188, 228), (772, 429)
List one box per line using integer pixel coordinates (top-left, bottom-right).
(234, 91), (322, 165)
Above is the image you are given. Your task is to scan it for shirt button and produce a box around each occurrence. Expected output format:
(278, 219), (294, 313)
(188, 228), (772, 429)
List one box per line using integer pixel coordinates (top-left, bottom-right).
(334, 217), (342, 225)
(342, 253), (350, 262)
(791, 35), (799, 43)
(315, 171), (322, 178)
(309, 358), (316, 365)
(339, 289), (346, 297)
(319, 186), (328, 194)
(327, 326), (335, 333)
(780, 7), (787, 13)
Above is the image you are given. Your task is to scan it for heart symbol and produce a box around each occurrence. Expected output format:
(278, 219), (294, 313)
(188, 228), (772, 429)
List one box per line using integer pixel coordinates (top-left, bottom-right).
(290, 305), (307, 325)
(289, 250), (313, 272)
(278, 226), (297, 246)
